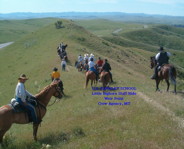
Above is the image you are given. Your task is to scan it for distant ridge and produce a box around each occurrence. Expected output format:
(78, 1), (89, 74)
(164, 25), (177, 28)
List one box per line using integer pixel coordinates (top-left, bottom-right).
(0, 12), (184, 25)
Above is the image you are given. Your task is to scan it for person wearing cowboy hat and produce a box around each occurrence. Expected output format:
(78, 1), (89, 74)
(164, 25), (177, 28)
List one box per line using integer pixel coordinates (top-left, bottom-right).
(88, 57), (99, 81)
(84, 53), (89, 63)
(51, 67), (60, 81)
(89, 53), (95, 62)
(101, 59), (113, 82)
(151, 46), (171, 79)
(15, 74), (39, 124)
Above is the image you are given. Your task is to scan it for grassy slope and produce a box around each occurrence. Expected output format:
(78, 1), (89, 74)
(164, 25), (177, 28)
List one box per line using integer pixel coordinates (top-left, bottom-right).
(0, 18), (58, 43)
(76, 19), (184, 90)
(0, 19), (184, 149)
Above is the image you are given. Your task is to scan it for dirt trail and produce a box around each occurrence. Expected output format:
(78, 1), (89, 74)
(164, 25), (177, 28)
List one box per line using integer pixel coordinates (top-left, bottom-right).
(0, 42), (14, 50)
(137, 91), (184, 128)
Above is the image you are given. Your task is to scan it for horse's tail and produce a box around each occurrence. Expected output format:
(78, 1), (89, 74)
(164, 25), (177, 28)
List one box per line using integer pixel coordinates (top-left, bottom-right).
(169, 66), (176, 85)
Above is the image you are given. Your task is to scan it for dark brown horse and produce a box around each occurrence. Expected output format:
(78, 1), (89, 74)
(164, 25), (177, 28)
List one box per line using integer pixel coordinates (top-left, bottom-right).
(85, 71), (96, 88)
(150, 56), (176, 93)
(75, 61), (84, 72)
(100, 71), (110, 87)
(0, 80), (64, 143)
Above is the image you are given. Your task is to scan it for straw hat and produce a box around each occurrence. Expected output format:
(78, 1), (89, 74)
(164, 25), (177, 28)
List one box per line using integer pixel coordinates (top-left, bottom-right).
(18, 74), (29, 80)
(90, 53), (94, 57)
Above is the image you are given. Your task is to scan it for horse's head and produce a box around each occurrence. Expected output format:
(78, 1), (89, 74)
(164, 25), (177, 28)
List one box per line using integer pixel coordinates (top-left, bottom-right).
(52, 80), (64, 99)
(150, 56), (156, 69)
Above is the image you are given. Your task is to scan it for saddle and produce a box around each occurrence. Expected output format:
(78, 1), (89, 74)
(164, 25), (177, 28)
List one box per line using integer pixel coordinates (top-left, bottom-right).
(157, 63), (168, 71)
(10, 98), (37, 122)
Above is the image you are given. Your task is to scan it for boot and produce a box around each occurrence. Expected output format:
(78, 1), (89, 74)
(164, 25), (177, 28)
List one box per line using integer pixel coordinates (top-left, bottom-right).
(151, 66), (158, 79)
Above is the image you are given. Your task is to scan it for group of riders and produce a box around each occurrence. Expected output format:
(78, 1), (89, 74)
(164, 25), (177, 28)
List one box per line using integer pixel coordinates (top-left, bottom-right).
(57, 42), (68, 71)
(57, 42), (68, 61)
(11, 46), (171, 125)
(76, 53), (113, 82)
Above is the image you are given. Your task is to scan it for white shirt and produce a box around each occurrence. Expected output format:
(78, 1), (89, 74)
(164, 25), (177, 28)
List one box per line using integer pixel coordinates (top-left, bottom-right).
(78, 56), (83, 62)
(15, 82), (32, 102)
(88, 56), (95, 62)
(88, 61), (95, 68)
(61, 60), (66, 65)
(155, 52), (171, 61)
(84, 56), (89, 61)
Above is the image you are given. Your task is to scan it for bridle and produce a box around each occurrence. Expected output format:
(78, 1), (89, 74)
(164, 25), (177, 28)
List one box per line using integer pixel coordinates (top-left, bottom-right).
(48, 81), (63, 106)
(150, 56), (156, 69)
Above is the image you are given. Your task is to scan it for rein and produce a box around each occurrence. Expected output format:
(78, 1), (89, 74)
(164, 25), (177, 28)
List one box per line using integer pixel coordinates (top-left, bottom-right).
(48, 85), (62, 106)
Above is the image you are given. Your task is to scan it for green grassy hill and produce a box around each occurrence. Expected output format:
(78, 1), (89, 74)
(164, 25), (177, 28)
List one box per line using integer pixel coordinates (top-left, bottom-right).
(0, 18), (58, 43)
(76, 19), (184, 89)
(0, 19), (184, 149)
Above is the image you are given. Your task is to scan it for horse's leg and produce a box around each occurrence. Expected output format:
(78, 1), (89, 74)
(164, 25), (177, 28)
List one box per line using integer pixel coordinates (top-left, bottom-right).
(0, 130), (6, 143)
(0, 124), (12, 143)
(85, 76), (89, 89)
(174, 84), (176, 94)
(91, 80), (93, 87)
(33, 123), (39, 141)
(155, 79), (160, 91)
(166, 79), (170, 92)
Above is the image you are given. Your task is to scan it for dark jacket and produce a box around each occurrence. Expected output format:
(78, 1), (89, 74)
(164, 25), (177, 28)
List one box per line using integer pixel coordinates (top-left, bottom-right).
(102, 62), (111, 72)
(157, 52), (169, 65)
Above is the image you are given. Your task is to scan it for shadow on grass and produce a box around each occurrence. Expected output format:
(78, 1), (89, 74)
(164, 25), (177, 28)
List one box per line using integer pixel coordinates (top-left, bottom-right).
(39, 131), (70, 145)
(39, 127), (85, 147)
(1, 127), (85, 149)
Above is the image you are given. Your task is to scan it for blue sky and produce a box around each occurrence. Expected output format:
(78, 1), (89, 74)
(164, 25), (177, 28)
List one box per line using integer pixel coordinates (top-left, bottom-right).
(0, 0), (184, 16)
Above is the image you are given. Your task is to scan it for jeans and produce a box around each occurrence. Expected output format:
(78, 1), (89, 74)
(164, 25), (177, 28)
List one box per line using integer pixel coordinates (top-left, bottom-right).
(16, 97), (38, 123)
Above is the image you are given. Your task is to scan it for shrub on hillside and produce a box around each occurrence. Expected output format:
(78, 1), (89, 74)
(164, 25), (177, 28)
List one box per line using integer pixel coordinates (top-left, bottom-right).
(55, 21), (63, 29)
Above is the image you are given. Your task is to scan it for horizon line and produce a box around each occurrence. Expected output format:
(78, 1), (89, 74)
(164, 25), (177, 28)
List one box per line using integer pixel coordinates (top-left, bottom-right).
(0, 11), (184, 17)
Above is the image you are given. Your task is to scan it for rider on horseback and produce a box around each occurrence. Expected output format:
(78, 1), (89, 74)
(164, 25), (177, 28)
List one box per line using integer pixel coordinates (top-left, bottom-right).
(96, 57), (103, 67)
(88, 58), (99, 81)
(15, 74), (38, 124)
(89, 53), (95, 62)
(151, 47), (171, 79)
(51, 67), (61, 81)
(101, 59), (113, 82)
(78, 54), (83, 63)
(84, 54), (89, 64)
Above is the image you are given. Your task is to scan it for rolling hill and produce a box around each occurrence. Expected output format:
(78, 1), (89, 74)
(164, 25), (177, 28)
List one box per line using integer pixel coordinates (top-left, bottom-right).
(0, 18), (184, 149)
(0, 18), (58, 43)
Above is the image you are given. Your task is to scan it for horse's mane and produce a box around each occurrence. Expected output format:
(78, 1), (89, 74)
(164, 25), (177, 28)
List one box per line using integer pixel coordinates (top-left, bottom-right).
(35, 82), (57, 98)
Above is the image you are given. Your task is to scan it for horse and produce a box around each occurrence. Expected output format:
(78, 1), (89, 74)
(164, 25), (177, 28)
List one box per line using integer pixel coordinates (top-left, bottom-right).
(100, 71), (110, 88)
(150, 56), (176, 93)
(75, 61), (84, 72)
(0, 80), (64, 143)
(85, 71), (97, 88)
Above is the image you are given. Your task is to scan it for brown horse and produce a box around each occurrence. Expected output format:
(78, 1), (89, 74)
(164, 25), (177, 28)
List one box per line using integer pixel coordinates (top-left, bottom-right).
(76, 61), (84, 72)
(100, 71), (110, 87)
(150, 56), (176, 93)
(0, 80), (64, 143)
(85, 71), (96, 88)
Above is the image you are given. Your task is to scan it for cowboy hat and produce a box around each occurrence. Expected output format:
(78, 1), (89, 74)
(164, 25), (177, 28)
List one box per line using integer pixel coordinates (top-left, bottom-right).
(18, 74), (29, 80)
(158, 46), (164, 51)
(90, 53), (94, 57)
